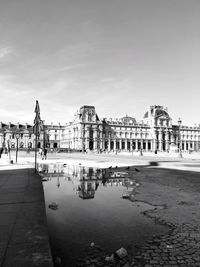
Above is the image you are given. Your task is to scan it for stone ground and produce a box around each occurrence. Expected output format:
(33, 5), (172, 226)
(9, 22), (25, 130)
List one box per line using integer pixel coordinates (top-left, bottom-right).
(129, 167), (200, 267)
(71, 165), (200, 267)
(1, 151), (200, 266)
(0, 164), (53, 267)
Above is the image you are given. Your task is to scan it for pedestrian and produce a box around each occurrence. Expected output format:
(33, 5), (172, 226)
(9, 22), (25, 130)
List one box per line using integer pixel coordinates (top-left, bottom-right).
(43, 148), (48, 160)
(38, 148), (43, 158)
(0, 147), (3, 158)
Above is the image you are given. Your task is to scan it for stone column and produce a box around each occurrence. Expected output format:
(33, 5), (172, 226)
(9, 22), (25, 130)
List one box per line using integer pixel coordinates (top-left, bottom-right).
(108, 132), (111, 151)
(130, 140), (133, 151)
(93, 126), (98, 151)
(183, 141), (186, 152)
(145, 140), (148, 151)
(165, 131), (170, 151)
(141, 136), (143, 150)
(98, 126), (103, 151)
(150, 140), (153, 151)
(85, 126), (90, 151)
(125, 139), (127, 151)
(24, 133), (29, 148)
(192, 141), (195, 151)
(113, 139), (116, 151)
(119, 139), (122, 150)
(158, 129), (163, 151)
(152, 130), (157, 152)
(135, 139), (138, 151)
(170, 131), (175, 146)
(81, 125), (85, 151)
(188, 141), (191, 151)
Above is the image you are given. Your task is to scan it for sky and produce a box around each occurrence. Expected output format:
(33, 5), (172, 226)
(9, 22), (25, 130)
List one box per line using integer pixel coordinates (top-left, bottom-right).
(0, 0), (200, 126)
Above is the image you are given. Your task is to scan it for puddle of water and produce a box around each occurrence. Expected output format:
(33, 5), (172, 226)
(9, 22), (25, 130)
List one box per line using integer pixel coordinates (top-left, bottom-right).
(39, 163), (168, 266)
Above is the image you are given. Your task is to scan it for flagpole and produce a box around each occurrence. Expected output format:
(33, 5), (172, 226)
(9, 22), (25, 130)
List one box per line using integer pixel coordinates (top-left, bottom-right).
(35, 132), (38, 173)
(34, 100), (41, 174)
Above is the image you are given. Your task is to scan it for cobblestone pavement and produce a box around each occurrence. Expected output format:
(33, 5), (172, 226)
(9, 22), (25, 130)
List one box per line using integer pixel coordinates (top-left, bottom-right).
(132, 220), (200, 267)
(74, 221), (200, 267)
(129, 166), (200, 267)
(73, 166), (200, 267)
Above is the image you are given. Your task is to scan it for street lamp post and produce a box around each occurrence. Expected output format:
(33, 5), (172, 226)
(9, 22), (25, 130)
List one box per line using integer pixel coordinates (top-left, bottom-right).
(43, 120), (45, 150)
(69, 130), (71, 152)
(178, 118), (182, 158)
(139, 126), (143, 156)
(15, 133), (20, 163)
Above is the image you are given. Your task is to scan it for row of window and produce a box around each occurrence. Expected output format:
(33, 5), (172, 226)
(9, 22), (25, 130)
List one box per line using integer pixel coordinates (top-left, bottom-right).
(8, 134), (33, 139)
(10, 142), (32, 149)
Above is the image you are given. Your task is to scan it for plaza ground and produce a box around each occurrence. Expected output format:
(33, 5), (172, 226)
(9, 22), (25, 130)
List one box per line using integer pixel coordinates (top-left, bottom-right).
(0, 151), (200, 266)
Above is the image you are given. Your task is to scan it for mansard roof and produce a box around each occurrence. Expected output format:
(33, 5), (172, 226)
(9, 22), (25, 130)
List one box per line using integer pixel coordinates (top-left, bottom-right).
(155, 109), (169, 118)
(0, 122), (33, 132)
(80, 105), (95, 110)
(121, 115), (136, 124)
(144, 106), (170, 119)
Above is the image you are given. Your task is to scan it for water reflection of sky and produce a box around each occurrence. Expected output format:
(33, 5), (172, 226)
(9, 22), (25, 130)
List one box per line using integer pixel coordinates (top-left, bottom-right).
(39, 163), (168, 267)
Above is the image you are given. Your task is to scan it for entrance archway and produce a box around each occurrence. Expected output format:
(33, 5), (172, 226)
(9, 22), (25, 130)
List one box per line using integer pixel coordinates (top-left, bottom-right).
(89, 141), (93, 150)
(53, 143), (57, 148)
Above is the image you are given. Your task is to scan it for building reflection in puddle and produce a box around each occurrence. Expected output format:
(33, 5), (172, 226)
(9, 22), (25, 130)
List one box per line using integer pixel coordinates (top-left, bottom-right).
(39, 163), (168, 267)
(38, 163), (137, 200)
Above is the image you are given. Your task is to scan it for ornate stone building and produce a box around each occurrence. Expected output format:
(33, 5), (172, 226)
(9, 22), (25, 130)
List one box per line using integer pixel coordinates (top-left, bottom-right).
(1, 105), (200, 153)
(0, 122), (35, 150)
(0, 121), (65, 151)
(60, 105), (200, 153)
(46, 123), (65, 149)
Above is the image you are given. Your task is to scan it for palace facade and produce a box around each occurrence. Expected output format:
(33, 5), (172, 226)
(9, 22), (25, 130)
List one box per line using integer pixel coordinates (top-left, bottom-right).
(60, 105), (200, 153)
(0, 105), (200, 153)
(0, 121), (65, 151)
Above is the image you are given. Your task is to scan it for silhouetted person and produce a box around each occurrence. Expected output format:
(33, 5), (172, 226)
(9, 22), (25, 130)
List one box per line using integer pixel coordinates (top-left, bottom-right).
(0, 147), (3, 158)
(42, 148), (48, 160)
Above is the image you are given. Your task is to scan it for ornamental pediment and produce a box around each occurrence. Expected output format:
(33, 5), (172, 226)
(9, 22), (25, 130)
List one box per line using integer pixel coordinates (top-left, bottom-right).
(157, 115), (170, 120)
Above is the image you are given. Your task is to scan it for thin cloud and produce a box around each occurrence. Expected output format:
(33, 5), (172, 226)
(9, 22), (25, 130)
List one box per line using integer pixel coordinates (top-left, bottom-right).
(58, 63), (85, 72)
(39, 63), (85, 77)
(100, 77), (117, 83)
(0, 46), (14, 60)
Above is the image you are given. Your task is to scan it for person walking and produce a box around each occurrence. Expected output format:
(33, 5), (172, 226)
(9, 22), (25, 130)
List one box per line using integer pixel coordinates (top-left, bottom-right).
(42, 148), (48, 160)
(38, 148), (43, 158)
(0, 147), (3, 158)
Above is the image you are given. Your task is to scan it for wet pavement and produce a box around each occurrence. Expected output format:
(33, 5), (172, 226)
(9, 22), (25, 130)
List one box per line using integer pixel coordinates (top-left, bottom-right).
(1, 152), (200, 266)
(0, 166), (53, 267)
(40, 164), (169, 267)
